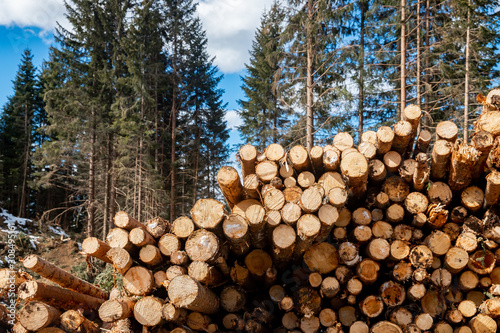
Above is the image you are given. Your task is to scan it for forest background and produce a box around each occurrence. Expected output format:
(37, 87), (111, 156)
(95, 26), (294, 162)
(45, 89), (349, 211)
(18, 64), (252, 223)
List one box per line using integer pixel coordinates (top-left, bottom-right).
(0, 0), (498, 241)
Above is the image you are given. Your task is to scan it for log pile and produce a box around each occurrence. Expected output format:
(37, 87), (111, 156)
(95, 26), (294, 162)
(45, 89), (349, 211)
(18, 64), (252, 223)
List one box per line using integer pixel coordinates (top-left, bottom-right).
(4, 98), (500, 332)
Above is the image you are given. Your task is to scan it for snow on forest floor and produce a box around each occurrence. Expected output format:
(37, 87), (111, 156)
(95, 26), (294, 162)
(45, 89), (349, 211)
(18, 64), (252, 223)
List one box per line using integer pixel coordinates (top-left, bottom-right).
(0, 208), (73, 267)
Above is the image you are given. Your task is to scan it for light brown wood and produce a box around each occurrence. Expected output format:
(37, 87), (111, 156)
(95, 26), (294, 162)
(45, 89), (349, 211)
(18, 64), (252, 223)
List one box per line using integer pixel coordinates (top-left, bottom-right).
(413, 129), (432, 157)
(357, 258), (380, 284)
(185, 229), (220, 263)
(383, 176), (410, 203)
(299, 186), (323, 213)
(386, 203), (405, 223)
(436, 120), (458, 142)
(399, 158), (417, 183)
(339, 241), (360, 266)
(23, 255), (108, 300)
(106, 228), (134, 252)
(472, 131), (494, 180)
(359, 141), (377, 160)
(171, 216), (195, 239)
(220, 285), (246, 312)
(145, 216), (169, 238)
(448, 143), (479, 191)
(389, 307), (412, 328)
(82, 237), (112, 263)
(283, 186), (303, 204)
(424, 230), (451, 257)
(352, 207), (371, 226)
(369, 159), (387, 182)
(101, 318), (134, 333)
(444, 247), (469, 274)
(458, 300), (477, 318)
(18, 280), (104, 311)
(469, 314), (497, 333)
(333, 132), (354, 151)
(458, 271), (479, 291)
(122, 266), (154, 296)
(106, 247), (132, 274)
(245, 204), (266, 249)
(133, 296), (164, 327)
(360, 295), (384, 318)
(376, 126), (395, 155)
(461, 186), (484, 213)
(168, 275), (219, 314)
(468, 249), (496, 275)
(384, 151), (402, 173)
(263, 187), (285, 211)
(99, 298), (136, 322)
(243, 173), (260, 199)
(280, 202), (301, 226)
(421, 289), (447, 317)
(372, 221), (393, 239)
(405, 192), (428, 215)
(289, 145), (311, 172)
(18, 301), (61, 332)
(139, 244), (163, 266)
(341, 152), (369, 198)
(318, 171), (345, 193)
(190, 198), (224, 230)
(362, 130), (377, 144)
(310, 145), (324, 172)
(428, 181), (453, 207)
(323, 146), (341, 171)
(485, 170), (500, 207)
(114, 211), (143, 230)
(265, 143), (285, 161)
(217, 166), (244, 208)
(415, 313), (433, 331)
(297, 171), (315, 188)
(430, 268), (452, 288)
(413, 152), (430, 191)
(60, 310), (99, 333)
(239, 144), (257, 178)
(304, 242), (339, 274)
(328, 187), (348, 208)
(294, 214), (321, 258)
(158, 233), (181, 257)
(223, 214), (250, 256)
(409, 245), (434, 269)
(392, 120), (413, 154)
(170, 250), (189, 266)
(272, 224), (296, 265)
(431, 140), (453, 180)
(370, 321), (403, 333)
(129, 227), (156, 247)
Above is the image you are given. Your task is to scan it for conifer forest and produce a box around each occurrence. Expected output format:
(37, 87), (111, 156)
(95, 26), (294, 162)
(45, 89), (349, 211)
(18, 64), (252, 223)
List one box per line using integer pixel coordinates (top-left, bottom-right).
(0, 0), (499, 240)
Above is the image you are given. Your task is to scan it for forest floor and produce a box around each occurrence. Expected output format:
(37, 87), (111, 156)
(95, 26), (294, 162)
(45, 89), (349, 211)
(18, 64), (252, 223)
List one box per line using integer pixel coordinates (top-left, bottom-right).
(0, 209), (87, 281)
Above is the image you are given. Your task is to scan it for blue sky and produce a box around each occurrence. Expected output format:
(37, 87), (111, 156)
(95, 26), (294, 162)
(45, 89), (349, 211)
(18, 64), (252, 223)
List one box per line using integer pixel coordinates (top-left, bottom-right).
(0, 0), (275, 157)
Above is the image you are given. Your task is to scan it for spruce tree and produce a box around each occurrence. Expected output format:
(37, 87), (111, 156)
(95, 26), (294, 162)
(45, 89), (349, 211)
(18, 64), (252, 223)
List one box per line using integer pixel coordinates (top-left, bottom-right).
(238, 1), (289, 151)
(0, 49), (44, 217)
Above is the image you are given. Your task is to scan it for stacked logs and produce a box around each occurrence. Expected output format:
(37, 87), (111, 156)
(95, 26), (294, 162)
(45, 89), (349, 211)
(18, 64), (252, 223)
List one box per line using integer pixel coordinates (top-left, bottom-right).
(4, 92), (500, 333)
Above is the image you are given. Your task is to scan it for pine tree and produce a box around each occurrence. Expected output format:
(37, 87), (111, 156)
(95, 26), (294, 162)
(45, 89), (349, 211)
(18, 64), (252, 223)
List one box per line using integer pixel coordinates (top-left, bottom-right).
(0, 49), (44, 217)
(238, 1), (289, 151)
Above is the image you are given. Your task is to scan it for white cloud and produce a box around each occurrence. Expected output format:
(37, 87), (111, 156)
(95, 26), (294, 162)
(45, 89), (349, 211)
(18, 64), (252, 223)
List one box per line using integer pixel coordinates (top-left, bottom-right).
(225, 110), (243, 129)
(0, 0), (68, 33)
(0, 0), (273, 73)
(196, 0), (274, 73)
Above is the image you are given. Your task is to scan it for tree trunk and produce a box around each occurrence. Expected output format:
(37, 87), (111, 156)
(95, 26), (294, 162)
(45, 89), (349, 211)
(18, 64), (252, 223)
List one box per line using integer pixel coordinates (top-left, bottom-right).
(464, 0), (471, 143)
(306, 0), (314, 151)
(358, 0), (366, 142)
(400, 0), (406, 118)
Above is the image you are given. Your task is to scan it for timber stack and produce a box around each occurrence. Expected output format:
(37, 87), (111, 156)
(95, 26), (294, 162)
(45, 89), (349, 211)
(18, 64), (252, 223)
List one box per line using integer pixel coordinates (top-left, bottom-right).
(3, 89), (500, 332)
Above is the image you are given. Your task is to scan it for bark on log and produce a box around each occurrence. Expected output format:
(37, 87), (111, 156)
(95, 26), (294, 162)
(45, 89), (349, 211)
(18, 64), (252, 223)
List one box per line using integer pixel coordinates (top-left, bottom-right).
(413, 153), (430, 191)
(448, 143), (479, 191)
(144, 216), (169, 239)
(239, 144), (257, 178)
(217, 166), (244, 208)
(431, 140), (453, 180)
(360, 295), (384, 318)
(289, 145), (311, 172)
(413, 129), (432, 157)
(168, 275), (220, 314)
(376, 126), (395, 155)
(472, 131), (494, 180)
(383, 176), (410, 203)
(392, 120), (413, 155)
(114, 211), (143, 230)
(310, 145), (324, 173)
(82, 237), (112, 263)
(23, 255), (108, 300)
(485, 170), (500, 207)
(129, 227), (156, 247)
